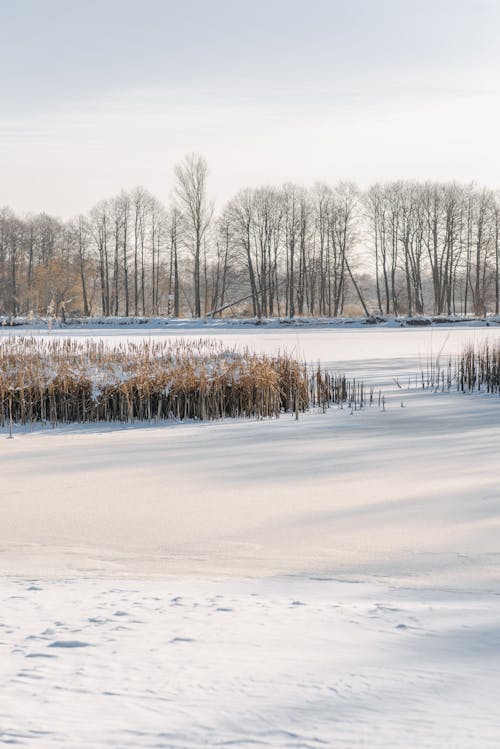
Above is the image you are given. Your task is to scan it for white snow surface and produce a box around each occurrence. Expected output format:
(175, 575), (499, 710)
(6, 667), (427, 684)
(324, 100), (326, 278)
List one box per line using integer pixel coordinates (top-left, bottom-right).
(2, 326), (500, 748)
(3, 577), (500, 749)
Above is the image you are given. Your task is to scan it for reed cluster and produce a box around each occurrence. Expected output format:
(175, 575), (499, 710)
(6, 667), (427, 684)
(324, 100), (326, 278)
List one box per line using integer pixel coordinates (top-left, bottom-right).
(310, 369), (373, 411)
(412, 341), (500, 394)
(0, 337), (362, 427)
(456, 342), (500, 394)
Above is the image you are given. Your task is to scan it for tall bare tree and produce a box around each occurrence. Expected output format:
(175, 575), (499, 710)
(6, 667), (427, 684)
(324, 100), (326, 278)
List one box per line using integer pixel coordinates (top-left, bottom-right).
(174, 153), (212, 317)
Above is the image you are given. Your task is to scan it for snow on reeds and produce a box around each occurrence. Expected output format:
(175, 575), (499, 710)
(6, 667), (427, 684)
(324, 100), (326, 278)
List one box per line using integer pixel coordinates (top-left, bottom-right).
(0, 337), (361, 426)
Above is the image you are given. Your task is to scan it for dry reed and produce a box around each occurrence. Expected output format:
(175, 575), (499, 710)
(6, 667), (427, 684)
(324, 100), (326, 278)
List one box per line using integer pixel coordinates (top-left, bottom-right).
(413, 340), (500, 395)
(0, 337), (363, 427)
(456, 342), (500, 394)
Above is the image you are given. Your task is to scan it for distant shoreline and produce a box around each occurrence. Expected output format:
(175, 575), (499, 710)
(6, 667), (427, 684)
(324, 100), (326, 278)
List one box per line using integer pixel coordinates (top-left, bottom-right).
(2, 314), (500, 330)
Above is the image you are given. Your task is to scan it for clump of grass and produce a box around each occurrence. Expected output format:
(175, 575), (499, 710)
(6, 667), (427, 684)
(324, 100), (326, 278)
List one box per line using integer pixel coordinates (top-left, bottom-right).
(0, 337), (365, 427)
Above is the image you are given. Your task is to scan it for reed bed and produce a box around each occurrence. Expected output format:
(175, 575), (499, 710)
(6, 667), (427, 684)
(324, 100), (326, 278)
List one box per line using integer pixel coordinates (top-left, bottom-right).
(0, 337), (365, 427)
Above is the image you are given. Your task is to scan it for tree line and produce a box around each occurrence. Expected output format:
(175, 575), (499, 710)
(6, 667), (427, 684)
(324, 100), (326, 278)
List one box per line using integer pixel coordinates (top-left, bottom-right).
(1, 154), (500, 319)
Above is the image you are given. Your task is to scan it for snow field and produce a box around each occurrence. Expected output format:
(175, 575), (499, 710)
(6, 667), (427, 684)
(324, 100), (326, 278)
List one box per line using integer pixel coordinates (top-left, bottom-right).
(2, 576), (500, 749)
(2, 326), (500, 747)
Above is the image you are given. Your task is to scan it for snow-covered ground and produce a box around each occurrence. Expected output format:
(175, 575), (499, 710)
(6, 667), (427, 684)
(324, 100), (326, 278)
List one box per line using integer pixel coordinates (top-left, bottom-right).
(3, 576), (500, 749)
(2, 327), (500, 747)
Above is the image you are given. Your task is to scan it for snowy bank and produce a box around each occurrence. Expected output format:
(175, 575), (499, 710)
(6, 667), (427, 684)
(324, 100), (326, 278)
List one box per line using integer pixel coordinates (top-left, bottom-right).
(3, 313), (500, 330)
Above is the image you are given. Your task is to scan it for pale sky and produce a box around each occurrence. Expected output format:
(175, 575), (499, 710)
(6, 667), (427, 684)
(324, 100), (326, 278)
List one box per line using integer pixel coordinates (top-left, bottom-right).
(1, 0), (500, 217)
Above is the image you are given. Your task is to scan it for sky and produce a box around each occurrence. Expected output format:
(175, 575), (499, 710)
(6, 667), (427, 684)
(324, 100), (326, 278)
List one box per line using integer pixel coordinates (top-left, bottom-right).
(1, 0), (500, 217)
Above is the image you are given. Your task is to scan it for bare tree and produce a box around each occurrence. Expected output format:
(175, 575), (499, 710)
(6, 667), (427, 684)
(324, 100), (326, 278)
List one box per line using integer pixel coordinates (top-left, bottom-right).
(67, 215), (92, 316)
(173, 153), (213, 317)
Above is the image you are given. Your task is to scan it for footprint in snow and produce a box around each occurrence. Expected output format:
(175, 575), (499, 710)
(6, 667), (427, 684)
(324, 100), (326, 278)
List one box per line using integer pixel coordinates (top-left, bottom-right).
(170, 637), (194, 644)
(48, 640), (92, 648)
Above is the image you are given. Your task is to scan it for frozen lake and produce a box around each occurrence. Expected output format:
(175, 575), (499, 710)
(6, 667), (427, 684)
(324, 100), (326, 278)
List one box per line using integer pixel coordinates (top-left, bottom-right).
(2, 322), (500, 383)
(2, 325), (500, 748)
